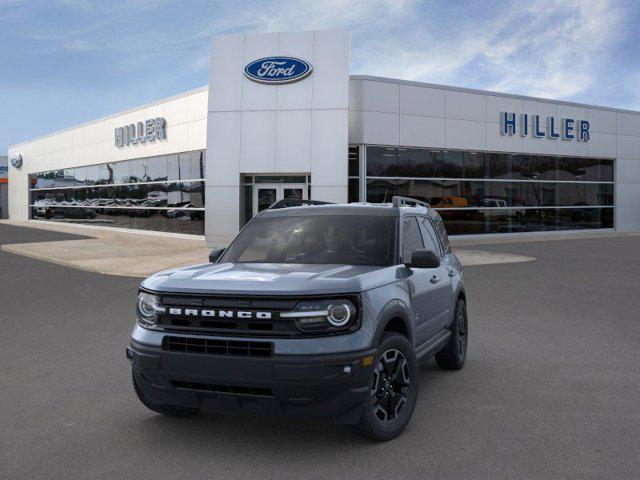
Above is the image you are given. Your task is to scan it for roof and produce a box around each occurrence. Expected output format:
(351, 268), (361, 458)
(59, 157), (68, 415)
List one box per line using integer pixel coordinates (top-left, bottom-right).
(261, 201), (435, 218)
(351, 75), (640, 116)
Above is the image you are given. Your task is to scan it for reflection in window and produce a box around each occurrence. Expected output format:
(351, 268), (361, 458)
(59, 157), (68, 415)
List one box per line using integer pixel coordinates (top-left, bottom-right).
(28, 150), (206, 235)
(364, 146), (614, 235)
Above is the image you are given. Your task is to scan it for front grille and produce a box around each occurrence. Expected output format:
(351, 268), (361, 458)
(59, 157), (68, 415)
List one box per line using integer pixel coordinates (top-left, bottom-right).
(163, 336), (273, 357)
(171, 380), (274, 397)
(155, 293), (360, 338)
(157, 294), (302, 337)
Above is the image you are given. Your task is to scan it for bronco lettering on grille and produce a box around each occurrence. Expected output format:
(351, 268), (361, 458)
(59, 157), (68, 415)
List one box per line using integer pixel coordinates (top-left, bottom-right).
(168, 308), (272, 320)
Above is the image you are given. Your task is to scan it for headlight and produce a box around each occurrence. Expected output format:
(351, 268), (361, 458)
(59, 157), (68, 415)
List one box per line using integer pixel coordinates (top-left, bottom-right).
(282, 299), (358, 334)
(136, 291), (165, 328)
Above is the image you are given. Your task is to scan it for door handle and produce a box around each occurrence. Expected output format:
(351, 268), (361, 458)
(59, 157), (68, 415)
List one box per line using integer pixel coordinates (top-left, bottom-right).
(430, 275), (441, 284)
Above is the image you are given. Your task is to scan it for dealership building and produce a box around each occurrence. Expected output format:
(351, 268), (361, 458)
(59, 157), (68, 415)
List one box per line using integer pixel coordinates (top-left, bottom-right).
(7, 29), (640, 246)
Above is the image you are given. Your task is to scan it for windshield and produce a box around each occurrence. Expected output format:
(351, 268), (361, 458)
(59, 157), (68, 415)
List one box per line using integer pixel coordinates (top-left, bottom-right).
(220, 215), (396, 266)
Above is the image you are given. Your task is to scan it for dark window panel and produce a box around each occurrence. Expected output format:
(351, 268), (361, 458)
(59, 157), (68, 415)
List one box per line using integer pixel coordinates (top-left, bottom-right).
(179, 152), (192, 180)
(167, 154), (180, 181)
(187, 182), (205, 208)
(112, 161), (130, 184)
(487, 153), (511, 179)
(600, 159), (614, 182)
(520, 155), (557, 180)
(348, 146), (359, 177)
(145, 183), (168, 208)
(241, 184), (253, 226)
(53, 170), (66, 187)
(63, 169), (76, 187)
(191, 151), (205, 180)
(397, 149), (442, 177)
(166, 182), (190, 208)
(100, 163), (113, 184)
(74, 167), (87, 187)
(129, 159), (148, 183)
(74, 189), (88, 206)
(366, 146), (397, 177)
(437, 207), (614, 235)
(148, 155), (168, 182)
(254, 176), (307, 183)
(348, 178), (359, 203)
(85, 165), (100, 185)
(35, 171), (55, 189)
(556, 207), (613, 230)
(366, 178), (398, 203)
(441, 151), (464, 178)
(463, 152), (487, 178)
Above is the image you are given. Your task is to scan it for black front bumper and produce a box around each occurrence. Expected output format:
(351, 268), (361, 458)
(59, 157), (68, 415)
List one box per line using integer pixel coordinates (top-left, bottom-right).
(128, 339), (376, 424)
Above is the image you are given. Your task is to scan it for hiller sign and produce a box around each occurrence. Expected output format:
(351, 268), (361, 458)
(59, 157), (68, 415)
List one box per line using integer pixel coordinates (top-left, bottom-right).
(500, 112), (590, 142)
(115, 117), (166, 147)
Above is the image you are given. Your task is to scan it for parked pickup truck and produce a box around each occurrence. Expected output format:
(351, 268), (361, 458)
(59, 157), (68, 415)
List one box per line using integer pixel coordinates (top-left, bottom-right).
(127, 196), (468, 441)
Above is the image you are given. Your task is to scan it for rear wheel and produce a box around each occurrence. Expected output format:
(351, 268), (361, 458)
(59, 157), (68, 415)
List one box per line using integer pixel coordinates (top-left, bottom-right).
(352, 333), (419, 441)
(131, 370), (200, 417)
(435, 298), (468, 370)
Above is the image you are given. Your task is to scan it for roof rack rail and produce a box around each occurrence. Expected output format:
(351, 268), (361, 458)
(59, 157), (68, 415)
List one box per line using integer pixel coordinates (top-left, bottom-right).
(268, 198), (333, 210)
(391, 196), (430, 209)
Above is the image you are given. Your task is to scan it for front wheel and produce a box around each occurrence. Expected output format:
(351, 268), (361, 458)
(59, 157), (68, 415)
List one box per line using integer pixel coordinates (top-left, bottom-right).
(352, 333), (419, 441)
(435, 298), (468, 370)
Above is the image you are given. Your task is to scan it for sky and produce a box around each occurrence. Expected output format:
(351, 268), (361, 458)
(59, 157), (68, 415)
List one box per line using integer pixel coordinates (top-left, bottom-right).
(1, 0), (639, 153)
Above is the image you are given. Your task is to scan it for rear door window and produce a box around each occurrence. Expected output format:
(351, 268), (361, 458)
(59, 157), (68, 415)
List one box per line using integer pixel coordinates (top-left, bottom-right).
(432, 215), (451, 254)
(419, 217), (442, 256)
(401, 217), (424, 264)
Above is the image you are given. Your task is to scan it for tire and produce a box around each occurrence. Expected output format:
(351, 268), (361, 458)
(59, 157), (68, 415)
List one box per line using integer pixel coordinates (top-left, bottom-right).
(435, 298), (468, 370)
(131, 370), (200, 418)
(352, 333), (419, 442)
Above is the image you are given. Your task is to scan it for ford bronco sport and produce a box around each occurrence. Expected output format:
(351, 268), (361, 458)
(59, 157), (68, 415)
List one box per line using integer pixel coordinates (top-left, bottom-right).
(127, 196), (467, 441)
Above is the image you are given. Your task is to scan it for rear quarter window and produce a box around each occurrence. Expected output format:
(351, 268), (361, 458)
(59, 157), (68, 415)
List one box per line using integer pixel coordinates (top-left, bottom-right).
(432, 214), (451, 254)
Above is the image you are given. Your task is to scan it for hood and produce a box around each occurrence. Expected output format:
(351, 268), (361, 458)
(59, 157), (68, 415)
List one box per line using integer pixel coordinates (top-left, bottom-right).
(141, 262), (398, 296)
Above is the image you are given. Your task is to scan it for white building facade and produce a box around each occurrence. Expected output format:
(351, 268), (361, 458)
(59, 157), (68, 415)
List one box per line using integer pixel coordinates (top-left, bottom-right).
(8, 29), (640, 246)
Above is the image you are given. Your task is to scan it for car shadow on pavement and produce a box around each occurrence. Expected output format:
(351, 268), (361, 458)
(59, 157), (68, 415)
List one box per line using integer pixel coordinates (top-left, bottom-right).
(126, 358), (458, 451)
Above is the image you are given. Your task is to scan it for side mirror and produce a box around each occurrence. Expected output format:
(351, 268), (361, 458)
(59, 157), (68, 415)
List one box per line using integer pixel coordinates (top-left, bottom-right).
(209, 248), (225, 263)
(407, 249), (440, 269)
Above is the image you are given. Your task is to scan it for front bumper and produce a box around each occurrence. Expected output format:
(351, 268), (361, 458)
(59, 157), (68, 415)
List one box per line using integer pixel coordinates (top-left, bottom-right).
(128, 339), (376, 424)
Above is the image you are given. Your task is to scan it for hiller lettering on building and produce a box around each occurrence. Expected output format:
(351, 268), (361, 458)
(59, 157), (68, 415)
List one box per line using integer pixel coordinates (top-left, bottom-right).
(115, 117), (166, 147)
(500, 112), (590, 141)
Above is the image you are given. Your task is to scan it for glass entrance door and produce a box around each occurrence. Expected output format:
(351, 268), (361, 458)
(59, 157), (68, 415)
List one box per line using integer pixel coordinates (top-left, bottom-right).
(253, 183), (307, 216)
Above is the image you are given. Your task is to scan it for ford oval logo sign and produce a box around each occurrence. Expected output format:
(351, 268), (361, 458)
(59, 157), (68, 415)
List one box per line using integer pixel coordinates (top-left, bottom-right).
(244, 56), (313, 85)
(10, 153), (23, 169)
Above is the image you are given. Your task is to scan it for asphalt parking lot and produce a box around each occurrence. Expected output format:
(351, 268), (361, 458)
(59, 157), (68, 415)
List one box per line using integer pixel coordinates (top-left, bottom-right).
(1, 223), (639, 480)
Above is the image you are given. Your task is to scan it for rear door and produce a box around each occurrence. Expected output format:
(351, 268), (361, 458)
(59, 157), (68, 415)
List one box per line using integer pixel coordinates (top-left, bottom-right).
(417, 216), (453, 337)
(401, 216), (445, 348)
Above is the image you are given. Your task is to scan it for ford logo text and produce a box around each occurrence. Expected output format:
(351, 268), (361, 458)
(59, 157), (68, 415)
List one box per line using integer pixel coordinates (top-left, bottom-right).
(244, 56), (313, 85)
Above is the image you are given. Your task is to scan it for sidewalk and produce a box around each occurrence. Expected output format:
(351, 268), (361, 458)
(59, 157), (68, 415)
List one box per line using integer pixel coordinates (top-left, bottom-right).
(0, 220), (210, 277)
(1, 219), (536, 277)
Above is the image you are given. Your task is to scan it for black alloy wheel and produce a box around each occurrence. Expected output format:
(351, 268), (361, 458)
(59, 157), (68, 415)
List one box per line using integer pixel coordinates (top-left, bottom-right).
(352, 332), (419, 441)
(371, 349), (411, 423)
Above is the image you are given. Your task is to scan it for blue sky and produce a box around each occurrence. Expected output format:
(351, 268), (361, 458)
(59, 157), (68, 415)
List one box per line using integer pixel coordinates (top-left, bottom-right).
(2, 0), (639, 153)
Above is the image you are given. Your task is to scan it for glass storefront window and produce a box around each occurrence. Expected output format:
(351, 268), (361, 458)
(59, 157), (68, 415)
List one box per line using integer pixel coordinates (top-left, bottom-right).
(29, 150), (206, 235)
(129, 159), (148, 182)
(364, 146), (615, 235)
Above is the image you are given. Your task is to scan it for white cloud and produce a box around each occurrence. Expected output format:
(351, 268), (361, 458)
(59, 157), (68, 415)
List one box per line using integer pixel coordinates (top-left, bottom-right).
(345, 0), (625, 101)
(7, 0), (633, 104)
